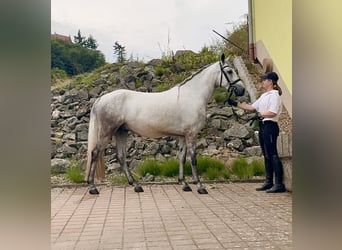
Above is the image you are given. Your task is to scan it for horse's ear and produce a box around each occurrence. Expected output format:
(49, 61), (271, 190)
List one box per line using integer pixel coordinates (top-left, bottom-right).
(220, 53), (225, 63)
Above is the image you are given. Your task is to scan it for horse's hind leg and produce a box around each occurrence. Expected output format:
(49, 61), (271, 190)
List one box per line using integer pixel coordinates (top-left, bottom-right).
(178, 137), (191, 192)
(88, 147), (101, 194)
(88, 133), (111, 195)
(116, 129), (143, 192)
(186, 137), (208, 194)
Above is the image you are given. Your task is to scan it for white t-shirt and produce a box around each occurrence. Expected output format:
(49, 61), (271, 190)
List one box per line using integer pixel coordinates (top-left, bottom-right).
(252, 90), (282, 122)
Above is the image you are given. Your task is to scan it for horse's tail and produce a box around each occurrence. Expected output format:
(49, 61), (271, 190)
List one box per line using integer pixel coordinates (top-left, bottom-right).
(84, 106), (105, 181)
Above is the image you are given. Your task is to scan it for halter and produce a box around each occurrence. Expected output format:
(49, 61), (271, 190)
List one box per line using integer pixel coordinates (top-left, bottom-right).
(220, 62), (257, 124)
(219, 61), (242, 90)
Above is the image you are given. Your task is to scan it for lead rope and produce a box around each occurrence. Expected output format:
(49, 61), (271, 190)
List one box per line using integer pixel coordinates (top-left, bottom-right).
(226, 91), (239, 121)
(225, 91), (260, 125)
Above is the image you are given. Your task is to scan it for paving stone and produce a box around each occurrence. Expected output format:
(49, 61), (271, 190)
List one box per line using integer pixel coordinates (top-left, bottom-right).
(51, 183), (292, 249)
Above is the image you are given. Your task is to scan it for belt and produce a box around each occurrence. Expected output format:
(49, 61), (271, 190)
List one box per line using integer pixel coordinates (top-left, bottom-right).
(260, 120), (277, 124)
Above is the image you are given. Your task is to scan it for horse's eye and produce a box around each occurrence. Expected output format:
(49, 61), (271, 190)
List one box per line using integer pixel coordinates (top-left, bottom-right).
(227, 69), (233, 74)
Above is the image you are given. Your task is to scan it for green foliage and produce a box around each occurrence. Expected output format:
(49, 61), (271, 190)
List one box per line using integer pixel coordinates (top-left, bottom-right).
(65, 159), (84, 183)
(224, 23), (248, 58)
(160, 159), (179, 177)
(119, 67), (129, 77)
(135, 159), (162, 177)
(51, 67), (68, 86)
(73, 29), (86, 46)
(135, 156), (229, 181)
(156, 82), (171, 92)
(74, 72), (98, 88)
(230, 157), (253, 179)
(51, 39), (105, 76)
(213, 87), (229, 104)
(203, 166), (229, 180)
(84, 35), (98, 50)
(135, 78), (143, 88)
(155, 65), (165, 77)
(250, 158), (265, 176)
(174, 72), (189, 84)
(113, 41), (127, 63)
(197, 156), (229, 180)
(110, 174), (128, 184)
(230, 157), (265, 179)
(51, 167), (61, 176)
(73, 30), (98, 50)
(51, 67), (67, 80)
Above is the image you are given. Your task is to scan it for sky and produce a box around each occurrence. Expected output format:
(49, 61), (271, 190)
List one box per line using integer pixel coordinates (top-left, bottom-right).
(51, 0), (248, 63)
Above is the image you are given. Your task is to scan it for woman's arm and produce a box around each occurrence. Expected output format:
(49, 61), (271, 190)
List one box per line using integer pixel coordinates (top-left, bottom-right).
(237, 102), (255, 111)
(237, 102), (276, 118)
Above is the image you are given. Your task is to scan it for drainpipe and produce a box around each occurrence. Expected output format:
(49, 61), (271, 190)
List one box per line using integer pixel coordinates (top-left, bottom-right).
(248, 0), (255, 61)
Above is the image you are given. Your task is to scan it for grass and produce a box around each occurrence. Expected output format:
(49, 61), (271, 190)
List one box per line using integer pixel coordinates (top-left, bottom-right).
(213, 87), (229, 104)
(230, 157), (252, 179)
(135, 159), (162, 177)
(160, 159), (179, 177)
(110, 174), (128, 184)
(250, 158), (265, 176)
(135, 156), (230, 181)
(65, 159), (85, 183)
(230, 157), (265, 179)
(155, 82), (171, 92)
(65, 167), (84, 183)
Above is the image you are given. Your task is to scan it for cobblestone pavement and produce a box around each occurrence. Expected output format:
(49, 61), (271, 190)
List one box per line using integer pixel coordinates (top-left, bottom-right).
(51, 183), (292, 250)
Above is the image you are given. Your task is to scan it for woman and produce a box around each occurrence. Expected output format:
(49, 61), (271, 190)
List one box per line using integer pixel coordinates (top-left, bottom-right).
(228, 71), (286, 193)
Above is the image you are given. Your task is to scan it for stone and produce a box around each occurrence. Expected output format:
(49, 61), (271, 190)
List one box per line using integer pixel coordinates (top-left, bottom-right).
(51, 158), (71, 174)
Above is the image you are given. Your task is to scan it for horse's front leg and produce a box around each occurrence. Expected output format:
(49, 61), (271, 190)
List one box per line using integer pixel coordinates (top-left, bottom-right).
(178, 137), (192, 192)
(116, 130), (143, 192)
(187, 138), (208, 194)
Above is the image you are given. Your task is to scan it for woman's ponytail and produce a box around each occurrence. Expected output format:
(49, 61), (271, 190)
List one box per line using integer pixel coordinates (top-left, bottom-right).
(273, 82), (282, 96)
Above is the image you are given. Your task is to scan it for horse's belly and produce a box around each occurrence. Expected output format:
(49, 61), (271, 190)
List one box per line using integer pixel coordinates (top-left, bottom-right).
(125, 122), (181, 138)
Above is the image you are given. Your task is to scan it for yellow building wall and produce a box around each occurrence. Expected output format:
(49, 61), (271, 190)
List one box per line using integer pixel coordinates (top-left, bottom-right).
(253, 0), (292, 94)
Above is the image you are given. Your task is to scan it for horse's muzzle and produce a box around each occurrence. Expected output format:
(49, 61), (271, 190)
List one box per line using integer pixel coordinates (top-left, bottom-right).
(232, 85), (245, 96)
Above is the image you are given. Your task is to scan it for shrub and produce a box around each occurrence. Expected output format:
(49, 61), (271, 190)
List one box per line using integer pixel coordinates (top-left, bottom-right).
(197, 156), (229, 180)
(110, 174), (128, 184)
(155, 66), (165, 77)
(250, 158), (265, 176)
(65, 160), (84, 183)
(230, 157), (254, 179)
(213, 87), (229, 104)
(51, 68), (67, 81)
(135, 157), (228, 180)
(135, 159), (162, 177)
(160, 159), (179, 177)
(74, 73), (94, 87)
(135, 78), (143, 88)
(156, 82), (170, 92)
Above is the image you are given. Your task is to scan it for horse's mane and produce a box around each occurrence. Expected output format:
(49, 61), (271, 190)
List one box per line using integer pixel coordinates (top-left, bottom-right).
(174, 62), (215, 101)
(178, 63), (214, 87)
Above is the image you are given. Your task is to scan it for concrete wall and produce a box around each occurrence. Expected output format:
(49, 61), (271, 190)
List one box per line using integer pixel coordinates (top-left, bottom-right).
(251, 0), (292, 117)
(278, 132), (292, 191)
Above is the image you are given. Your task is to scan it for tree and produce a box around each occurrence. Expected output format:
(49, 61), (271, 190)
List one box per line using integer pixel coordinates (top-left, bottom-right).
(51, 39), (105, 76)
(85, 35), (98, 50)
(73, 29), (86, 46)
(113, 41), (126, 63)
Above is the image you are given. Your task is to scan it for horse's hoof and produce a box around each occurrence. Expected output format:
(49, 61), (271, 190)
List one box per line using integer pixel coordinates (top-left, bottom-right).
(182, 184), (192, 192)
(134, 186), (144, 192)
(197, 187), (208, 194)
(89, 187), (99, 195)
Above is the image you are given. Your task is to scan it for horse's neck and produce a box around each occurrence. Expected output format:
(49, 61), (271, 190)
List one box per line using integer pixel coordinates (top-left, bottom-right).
(180, 62), (219, 102)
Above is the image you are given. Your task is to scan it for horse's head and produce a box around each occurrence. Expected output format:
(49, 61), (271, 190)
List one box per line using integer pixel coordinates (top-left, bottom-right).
(219, 54), (245, 96)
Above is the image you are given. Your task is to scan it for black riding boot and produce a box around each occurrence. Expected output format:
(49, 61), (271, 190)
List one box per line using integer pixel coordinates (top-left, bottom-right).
(256, 157), (274, 191)
(266, 155), (286, 193)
